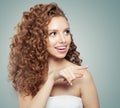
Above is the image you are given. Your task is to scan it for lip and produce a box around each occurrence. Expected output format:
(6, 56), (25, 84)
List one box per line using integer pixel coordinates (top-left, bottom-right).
(55, 45), (68, 53)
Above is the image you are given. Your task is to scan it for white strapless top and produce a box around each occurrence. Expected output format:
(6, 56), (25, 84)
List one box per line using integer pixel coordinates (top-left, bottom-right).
(46, 95), (83, 108)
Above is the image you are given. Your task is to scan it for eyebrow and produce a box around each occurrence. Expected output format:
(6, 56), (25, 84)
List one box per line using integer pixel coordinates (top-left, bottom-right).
(48, 27), (70, 31)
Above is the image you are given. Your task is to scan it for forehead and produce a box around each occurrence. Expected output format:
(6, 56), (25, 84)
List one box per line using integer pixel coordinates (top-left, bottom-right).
(48, 16), (69, 30)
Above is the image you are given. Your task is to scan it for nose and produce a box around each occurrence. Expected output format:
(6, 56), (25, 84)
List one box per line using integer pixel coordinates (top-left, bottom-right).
(59, 33), (66, 43)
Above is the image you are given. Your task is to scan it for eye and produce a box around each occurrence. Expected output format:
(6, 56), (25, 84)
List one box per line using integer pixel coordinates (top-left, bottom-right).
(49, 32), (56, 37)
(64, 29), (70, 35)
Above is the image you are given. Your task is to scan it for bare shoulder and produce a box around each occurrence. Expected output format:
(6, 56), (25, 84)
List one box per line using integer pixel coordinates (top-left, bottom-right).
(77, 70), (100, 108)
(81, 70), (93, 81)
(72, 65), (100, 108)
(68, 62), (95, 85)
(76, 69), (95, 86)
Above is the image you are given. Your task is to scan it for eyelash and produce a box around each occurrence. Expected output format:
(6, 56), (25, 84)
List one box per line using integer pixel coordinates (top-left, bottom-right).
(49, 32), (56, 37)
(64, 29), (70, 35)
(49, 29), (70, 37)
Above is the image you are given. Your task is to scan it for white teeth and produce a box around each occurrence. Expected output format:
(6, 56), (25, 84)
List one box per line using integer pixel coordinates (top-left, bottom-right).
(56, 46), (66, 50)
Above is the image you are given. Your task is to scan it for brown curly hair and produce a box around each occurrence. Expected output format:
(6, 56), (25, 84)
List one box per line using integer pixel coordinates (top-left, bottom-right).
(8, 3), (82, 97)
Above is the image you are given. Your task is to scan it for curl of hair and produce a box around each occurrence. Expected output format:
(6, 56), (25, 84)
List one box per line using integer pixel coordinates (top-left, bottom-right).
(8, 3), (82, 97)
(65, 35), (82, 65)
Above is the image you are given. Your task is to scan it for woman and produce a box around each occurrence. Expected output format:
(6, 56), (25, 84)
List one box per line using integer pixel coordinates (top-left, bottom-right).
(9, 3), (100, 108)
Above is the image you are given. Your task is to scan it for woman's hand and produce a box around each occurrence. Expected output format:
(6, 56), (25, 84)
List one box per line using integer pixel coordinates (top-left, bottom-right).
(48, 66), (88, 85)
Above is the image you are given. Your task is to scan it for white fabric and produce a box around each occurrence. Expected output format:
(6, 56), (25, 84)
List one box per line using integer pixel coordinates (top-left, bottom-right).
(46, 95), (83, 108)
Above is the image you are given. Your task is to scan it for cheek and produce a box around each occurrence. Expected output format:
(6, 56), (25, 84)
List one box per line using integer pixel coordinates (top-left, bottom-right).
(67, 36), (72, 44)
(47, 38), (57, 46)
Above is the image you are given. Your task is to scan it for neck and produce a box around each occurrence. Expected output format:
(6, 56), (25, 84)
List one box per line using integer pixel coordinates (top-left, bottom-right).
(48, 58), (67, 72)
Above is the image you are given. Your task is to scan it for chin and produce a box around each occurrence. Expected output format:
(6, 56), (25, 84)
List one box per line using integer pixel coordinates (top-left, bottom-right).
(51, 54), (67, 59)
(55, 55), (66, 59)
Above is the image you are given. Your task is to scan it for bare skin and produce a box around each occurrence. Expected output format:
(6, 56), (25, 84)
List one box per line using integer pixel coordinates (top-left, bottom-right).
(19, 59), (99, 108)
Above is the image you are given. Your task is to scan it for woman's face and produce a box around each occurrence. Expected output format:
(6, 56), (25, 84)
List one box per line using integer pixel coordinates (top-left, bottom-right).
(47, 16), (71, 59)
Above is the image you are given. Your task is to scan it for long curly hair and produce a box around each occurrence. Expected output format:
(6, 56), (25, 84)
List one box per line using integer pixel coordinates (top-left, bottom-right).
(8, 3), (82, 97)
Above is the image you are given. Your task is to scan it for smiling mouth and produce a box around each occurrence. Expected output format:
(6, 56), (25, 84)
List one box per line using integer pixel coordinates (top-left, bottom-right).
(55, 46), (67, 50)
(55, 46), (68, 53)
